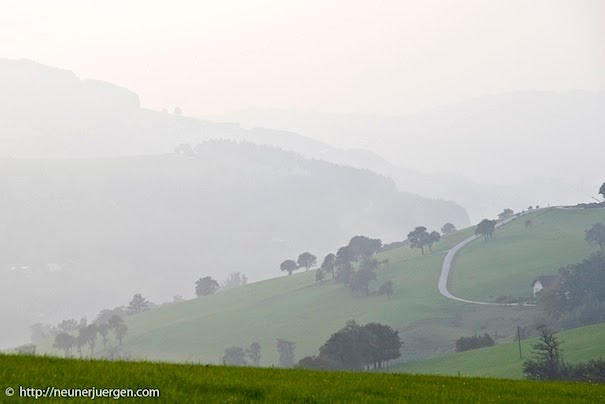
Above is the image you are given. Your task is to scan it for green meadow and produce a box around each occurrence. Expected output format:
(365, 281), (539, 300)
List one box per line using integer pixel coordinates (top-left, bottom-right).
(33, 208), (605, 370)
(392, 322), (605, 379)
(451, 207), (605, 301)
(1, 354), (604, 403)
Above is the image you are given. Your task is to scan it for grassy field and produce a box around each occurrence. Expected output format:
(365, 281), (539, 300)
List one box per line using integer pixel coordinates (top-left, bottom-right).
(451, 207), (605, 301)
(1, 354), (604, 403)
(33, 208), (604, 367)
(392, 322), (605, 379)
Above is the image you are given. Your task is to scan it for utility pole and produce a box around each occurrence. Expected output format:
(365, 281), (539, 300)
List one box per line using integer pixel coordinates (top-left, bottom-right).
(517, 326), (523, 359)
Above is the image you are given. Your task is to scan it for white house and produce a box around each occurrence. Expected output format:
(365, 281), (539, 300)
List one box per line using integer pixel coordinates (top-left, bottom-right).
(531, 275), (561, 297)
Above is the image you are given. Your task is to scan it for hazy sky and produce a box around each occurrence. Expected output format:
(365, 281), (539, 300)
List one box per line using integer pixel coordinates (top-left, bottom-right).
(2, 0), (604, 116)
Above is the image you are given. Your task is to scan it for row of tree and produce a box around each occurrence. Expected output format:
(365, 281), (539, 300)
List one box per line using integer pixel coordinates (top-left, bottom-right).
(297, 320), (402, 370)
(222, 338), (296, 368)
(455, 333), (495, 352)
(53, 314), (128, 358)
(280, 252), (318, 275)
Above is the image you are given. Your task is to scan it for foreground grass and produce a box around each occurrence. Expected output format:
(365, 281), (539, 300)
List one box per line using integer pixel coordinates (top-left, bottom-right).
(392, 322), (605, 379)
(1, 355), (604, 403)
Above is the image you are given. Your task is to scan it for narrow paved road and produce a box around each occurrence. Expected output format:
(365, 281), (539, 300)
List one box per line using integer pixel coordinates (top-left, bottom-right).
(438, 211), (535, 306)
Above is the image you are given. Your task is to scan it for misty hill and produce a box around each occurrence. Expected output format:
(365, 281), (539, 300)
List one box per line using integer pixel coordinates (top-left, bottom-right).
(0, 141), (468, 348)
(33, 208), (604, 366)
(211, 91), (605, 219)
(1, 58), (572, 222)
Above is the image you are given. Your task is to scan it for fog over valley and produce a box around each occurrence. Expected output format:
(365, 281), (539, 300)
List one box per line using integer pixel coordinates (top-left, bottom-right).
(1, 3), (605, 396)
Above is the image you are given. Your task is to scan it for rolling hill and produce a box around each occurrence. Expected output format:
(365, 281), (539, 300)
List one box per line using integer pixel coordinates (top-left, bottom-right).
(450, 207), (605, 302)
(0, 141), (468, 348)
(392, 322), (605, 379)
(31, 206), (605, 367)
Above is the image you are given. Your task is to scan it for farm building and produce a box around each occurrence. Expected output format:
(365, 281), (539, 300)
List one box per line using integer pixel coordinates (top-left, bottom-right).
(531, 275), (561, 297)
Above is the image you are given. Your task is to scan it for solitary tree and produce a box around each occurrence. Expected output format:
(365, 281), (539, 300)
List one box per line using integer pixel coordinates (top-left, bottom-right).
(441, 223), (457, 235)
(407, 226), (430, 255)
(223, 346), (248, 366)
(523, 326), (567, 380)
(585, 223), (605, 251)
(127, 293), (150, 314)
(247, 342), (262, 366)
(378, 281), (394, 299)
(427, 231), (441, 252)
(475, 219), (497, 240)
(280, 259), (298, 276)
(53, 332), (75, 357)
(320, 253), (336, 278)
(297, 252), (317, 271)
(195, 276), (220, 296)
(600, 182), (605, 199)
(276, 338), (296, 368)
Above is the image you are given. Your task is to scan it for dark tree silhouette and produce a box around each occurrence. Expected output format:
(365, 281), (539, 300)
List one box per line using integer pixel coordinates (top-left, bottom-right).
(347, 236), (382, 260)
(523, 326), (567, 380)
(223, 346), (247, 366)
(334, 261), (354, 285)
(407, 226), (430, 255)
(427, 231), (441, 252)
(80, 323), (98, 356)
(276, 338), (296, 368)
(600, 182), (605, 199)
(280, 259), (298, 275)
(127, 293), (150, 314)
(320, 253), (336, 278)
(297, 252), (317, 271)
(246, 342), (262, 366)
(315, 320), (402, 370)
(475, 219), (497, 240)
(585, 223), (605, 251)
(195, 276), (220, 296)
(97, 323), (110, 350)
(108, 315), (127, 345)
(441, 222), (457, 235)
(53, 332), (75, 357)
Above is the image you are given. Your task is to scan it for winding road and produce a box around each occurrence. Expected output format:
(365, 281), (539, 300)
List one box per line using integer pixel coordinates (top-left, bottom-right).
(437, 211), (534, 306)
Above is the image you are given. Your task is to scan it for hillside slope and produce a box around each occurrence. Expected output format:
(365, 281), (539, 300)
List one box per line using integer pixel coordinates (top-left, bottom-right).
(71, 207), (601, 366)
(450, 208), (605, 302)
(393, 322), (605, 379)
(0, 141), (468, 349)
